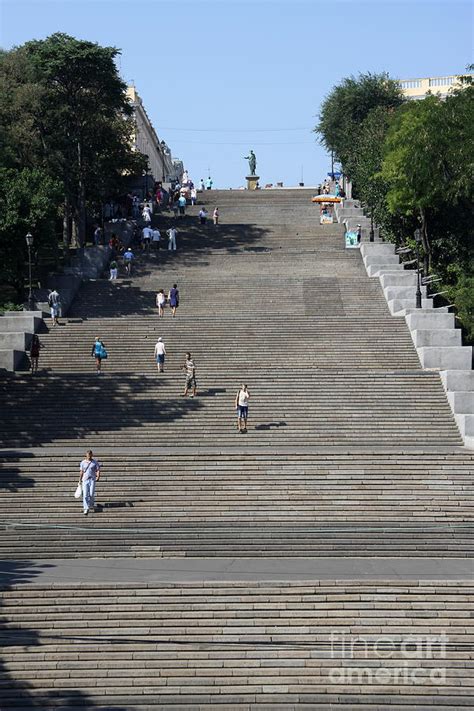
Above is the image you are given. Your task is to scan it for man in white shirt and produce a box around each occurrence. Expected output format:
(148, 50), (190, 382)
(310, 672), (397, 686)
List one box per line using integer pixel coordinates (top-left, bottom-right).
(154, 337), (166, 373)
(48, 289), (61, 327)
(235, 384), (250, 433)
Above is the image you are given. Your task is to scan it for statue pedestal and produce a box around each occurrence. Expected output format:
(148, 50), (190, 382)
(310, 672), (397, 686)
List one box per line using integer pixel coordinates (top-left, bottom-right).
(246, 175), (260, 191)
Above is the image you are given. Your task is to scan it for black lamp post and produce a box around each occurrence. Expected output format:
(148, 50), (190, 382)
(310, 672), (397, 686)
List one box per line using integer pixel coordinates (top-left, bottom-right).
(25, 232), (35, 311)
(414, 228), (423, 309)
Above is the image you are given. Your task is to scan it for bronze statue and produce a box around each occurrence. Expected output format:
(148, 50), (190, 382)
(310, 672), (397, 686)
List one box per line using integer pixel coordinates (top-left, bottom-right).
(244, 150), (257, 176)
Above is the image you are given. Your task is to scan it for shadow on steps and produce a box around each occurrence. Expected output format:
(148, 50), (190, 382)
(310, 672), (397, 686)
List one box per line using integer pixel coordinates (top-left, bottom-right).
(0, 374), (204, 449)
(0, 560), (128, 711)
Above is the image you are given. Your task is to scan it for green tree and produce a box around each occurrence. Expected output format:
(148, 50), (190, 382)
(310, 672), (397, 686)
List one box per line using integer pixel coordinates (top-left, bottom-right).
(0, 167), (61, 300)
(381, 88), (474, 272)
(0, 33), (147, 248)
(315, 72), (404, 176)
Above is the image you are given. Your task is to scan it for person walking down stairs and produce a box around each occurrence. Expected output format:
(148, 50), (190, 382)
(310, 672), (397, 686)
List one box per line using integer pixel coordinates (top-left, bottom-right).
(154, 337), (166, 373)
(91, 337), (107, 375)
(235, 384), (250, 433)
(213, 207), (219, 227)
(168, 284), (179, 317)
(182, 352), (197, 398)
(78, 450), (101, 516)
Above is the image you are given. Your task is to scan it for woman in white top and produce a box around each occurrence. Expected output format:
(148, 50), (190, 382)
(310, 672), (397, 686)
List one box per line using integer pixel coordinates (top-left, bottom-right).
(142, 205), (151, 223)
(154, 337), (166, 373)
(156, 289), (166, 318)
(235, 384), (250, 433)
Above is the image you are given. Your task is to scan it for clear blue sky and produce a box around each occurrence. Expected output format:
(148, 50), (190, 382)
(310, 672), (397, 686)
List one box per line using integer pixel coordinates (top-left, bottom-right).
(1, 0), (472, 187)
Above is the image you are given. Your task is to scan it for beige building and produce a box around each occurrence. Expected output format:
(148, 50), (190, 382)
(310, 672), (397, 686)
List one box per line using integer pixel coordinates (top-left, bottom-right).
(399, 73), (471, 100)
(126, 86), (179, 182)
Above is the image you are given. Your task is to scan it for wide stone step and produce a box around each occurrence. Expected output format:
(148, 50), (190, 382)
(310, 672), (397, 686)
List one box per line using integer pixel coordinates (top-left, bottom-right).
(0, 581), (472, 709)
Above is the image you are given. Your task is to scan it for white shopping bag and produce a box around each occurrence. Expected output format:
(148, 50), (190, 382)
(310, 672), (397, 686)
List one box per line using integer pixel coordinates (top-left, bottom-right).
(74, 483), (82, 499)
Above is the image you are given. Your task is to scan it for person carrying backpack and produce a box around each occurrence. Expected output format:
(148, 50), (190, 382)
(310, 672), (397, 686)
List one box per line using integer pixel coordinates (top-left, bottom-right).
(91, 337), (107, 375)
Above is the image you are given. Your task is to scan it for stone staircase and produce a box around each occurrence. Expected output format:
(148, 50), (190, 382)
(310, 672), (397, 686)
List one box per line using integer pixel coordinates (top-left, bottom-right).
(0, 581), (472, 709)
(0, 189), (472, 708)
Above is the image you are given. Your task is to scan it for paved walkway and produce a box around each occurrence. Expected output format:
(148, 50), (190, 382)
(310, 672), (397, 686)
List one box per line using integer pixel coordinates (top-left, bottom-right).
(1, 556), (472, 586)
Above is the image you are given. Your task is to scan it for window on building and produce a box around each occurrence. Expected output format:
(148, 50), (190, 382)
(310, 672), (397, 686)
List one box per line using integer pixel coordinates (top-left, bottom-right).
(429, 76), (455, 87)
(400, 80), (421, 89)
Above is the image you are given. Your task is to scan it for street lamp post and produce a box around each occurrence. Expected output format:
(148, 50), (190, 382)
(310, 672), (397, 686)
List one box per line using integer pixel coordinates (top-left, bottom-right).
(25, 232), (35, 311)
(414, 228), (423, 309)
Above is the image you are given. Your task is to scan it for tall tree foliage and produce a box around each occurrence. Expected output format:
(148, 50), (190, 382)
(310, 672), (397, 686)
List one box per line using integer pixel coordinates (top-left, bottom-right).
(315, 72), (404, 176)
(0, 33), (147, 303)
(0, 33), (146, 249)
(315, 70), (474, 340)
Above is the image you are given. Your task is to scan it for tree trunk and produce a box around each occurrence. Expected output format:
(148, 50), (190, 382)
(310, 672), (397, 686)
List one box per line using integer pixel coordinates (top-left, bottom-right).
(62, 196), (72, 249)
(71, 209), (79, 248)
(419, 207), (432, 274)
(77, 141), (86, 247)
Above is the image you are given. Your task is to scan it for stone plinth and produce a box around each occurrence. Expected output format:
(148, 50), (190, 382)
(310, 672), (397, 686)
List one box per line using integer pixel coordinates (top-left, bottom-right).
(246, 175), (260, 191)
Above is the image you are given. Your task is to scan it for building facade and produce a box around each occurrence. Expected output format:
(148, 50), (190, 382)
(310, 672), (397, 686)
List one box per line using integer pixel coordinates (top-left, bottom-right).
(399, 73), (471, 100)
(126, 86), (182, 183)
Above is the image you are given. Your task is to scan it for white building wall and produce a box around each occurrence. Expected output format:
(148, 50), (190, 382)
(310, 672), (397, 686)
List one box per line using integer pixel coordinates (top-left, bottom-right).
(126, 86), (177, 183)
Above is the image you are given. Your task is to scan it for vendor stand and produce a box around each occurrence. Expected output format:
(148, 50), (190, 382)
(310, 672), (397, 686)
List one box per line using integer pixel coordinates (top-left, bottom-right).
(311, 194), (342, 224)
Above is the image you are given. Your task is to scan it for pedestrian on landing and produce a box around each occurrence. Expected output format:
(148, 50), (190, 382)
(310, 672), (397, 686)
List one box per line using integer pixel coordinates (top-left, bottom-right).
(213, 207), (219, 226)
(156, 288), (166, 317)
(48, 289), (61, 327)
(91, 336), (107, 375)
(199, 207), (208, 225)
(199, 178), (205, 191)
(206, 177), (213, 190)
(235, 384), (250, 433)
(182, 352), (197, 397)
(190, 187), (197, 206)
(154, 337), (166, 373)
(178, 194), (187, 216)
(78, 449), (101, 516)
(29, 334), (42, 375)
(109, 260), (118, 281)
(152, 227), (161, 251)
(168, 283), (179, 317)
(167, 226), (177, 251)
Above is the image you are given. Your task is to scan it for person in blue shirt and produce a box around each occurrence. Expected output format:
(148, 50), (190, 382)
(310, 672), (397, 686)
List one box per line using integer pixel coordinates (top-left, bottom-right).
(123, 248), (134, 275)
(178, 194), (187, 216)
(91, 337), (107, 375)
